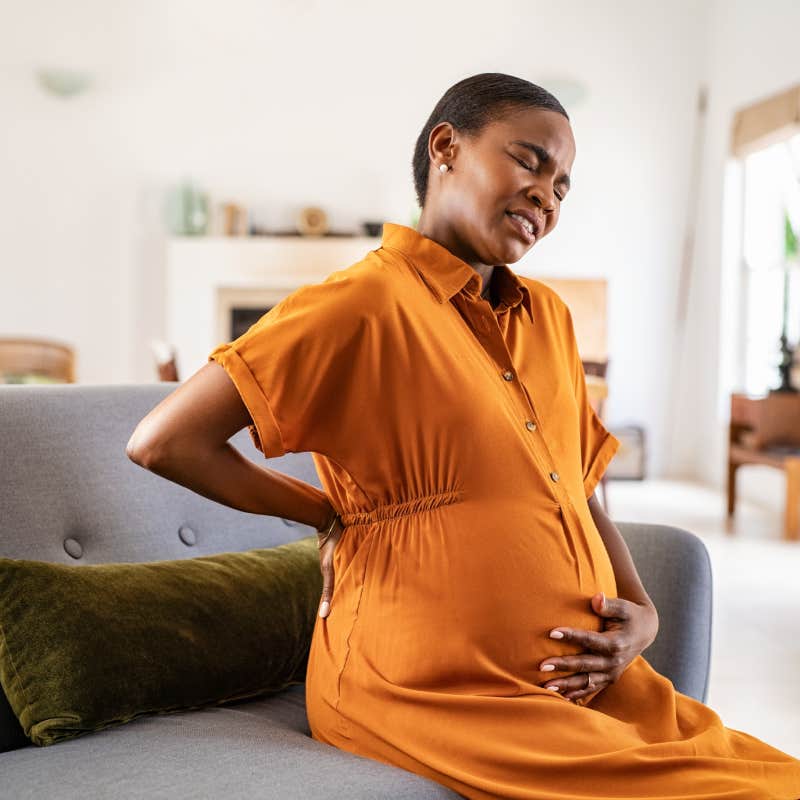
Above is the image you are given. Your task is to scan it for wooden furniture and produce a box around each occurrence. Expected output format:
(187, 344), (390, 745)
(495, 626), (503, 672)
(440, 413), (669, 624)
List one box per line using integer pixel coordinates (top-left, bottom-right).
(537, 278), (613, 511)
(150, 340), (180, 382)
(727, 392), (800, 541)
(156, 359), (179, 382)
(0, 337), (76, 383)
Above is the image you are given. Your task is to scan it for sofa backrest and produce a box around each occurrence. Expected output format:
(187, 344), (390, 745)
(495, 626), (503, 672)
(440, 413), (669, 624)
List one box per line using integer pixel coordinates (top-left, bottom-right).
(0, 383), (321, 565)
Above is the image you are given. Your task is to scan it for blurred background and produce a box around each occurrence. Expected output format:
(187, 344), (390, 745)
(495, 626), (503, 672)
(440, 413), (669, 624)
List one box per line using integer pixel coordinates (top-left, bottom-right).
(1, 0), (799, 755)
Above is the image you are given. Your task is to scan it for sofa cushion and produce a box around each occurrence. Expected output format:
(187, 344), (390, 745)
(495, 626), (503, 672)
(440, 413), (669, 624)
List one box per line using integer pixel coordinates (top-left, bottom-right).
(0, 684), (463, 799)
(0, 535), (322, 747)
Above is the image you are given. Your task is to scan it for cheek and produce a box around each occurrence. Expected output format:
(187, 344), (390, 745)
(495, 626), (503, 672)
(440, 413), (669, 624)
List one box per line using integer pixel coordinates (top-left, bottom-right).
(546, 208), (561, 233)
(463, 156), (514, 208)
(449, 178), (500, 226)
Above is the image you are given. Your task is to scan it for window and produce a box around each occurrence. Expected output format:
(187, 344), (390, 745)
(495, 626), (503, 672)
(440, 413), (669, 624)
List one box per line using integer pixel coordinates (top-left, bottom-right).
(739, 133), (800, 394)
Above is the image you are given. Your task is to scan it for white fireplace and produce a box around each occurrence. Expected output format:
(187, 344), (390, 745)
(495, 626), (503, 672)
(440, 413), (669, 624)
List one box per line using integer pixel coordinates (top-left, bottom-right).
(165, 234), (381, 379)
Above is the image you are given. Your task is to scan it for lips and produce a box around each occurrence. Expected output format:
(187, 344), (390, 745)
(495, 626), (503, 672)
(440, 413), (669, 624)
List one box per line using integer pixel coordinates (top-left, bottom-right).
(505, 211), (537, 243)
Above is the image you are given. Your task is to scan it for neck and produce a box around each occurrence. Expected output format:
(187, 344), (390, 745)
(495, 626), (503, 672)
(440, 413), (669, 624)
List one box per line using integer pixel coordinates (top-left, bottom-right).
(481, 275), (496, 307)
(416, 212), (495, 294)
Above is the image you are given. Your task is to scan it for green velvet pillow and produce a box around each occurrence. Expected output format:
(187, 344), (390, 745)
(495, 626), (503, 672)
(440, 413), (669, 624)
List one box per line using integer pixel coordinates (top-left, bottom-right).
(0, 535), (322, 746)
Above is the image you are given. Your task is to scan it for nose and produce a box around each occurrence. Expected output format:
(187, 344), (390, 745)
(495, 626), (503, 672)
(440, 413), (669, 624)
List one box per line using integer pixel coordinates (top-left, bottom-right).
(527, 184), (556, 213)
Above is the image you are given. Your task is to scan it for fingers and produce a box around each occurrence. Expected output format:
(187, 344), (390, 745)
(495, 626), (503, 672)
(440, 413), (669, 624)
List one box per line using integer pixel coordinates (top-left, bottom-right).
(539, 627), (623, 699)
(593, 594), (632, 620)
(540, 653), (615, 675)
(547, 627), (619, 657)
(318, 556), (334, 618)
(538, 595), (637, 702)
(318, 517), (346, 619)
(543, 671), (609, 702)
(563, 673), (608, 702)
(542, 671), (594, 694)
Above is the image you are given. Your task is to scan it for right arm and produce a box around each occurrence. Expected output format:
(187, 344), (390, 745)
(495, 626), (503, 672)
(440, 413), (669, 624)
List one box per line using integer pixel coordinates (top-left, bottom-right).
(132, 272), (377, 617)
(126, 360), (336, 536)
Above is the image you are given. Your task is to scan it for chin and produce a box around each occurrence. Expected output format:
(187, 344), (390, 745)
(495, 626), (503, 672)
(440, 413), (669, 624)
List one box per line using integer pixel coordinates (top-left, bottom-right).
(501, 238), (535, 265)
(495, 224), (540, 263)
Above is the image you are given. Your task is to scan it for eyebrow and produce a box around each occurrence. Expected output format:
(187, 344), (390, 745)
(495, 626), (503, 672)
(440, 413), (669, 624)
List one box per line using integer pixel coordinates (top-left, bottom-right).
(510, 140), (571, 190)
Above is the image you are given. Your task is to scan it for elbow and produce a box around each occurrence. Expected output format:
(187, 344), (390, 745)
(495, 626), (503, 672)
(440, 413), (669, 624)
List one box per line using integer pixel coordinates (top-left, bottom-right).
(126, 442), (147, 469)
(644, 599), (660, 644)
(126, 426), (167, 470)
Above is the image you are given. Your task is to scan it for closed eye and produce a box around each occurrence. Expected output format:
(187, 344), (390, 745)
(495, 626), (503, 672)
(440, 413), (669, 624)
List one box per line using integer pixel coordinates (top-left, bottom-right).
(512, 155), (565, 202)
(513, 154), (536, 172)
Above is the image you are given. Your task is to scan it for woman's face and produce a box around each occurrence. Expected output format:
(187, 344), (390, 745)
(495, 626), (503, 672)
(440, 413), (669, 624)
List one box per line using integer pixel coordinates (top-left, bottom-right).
(423, 106), (576, 269)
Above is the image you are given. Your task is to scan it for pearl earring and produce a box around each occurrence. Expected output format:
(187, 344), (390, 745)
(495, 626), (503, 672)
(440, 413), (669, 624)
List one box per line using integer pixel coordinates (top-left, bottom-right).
(439, 163), (449, 173)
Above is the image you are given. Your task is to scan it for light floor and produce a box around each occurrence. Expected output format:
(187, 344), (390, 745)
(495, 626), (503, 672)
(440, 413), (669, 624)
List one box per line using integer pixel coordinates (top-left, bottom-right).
(606, 478), (800, 759)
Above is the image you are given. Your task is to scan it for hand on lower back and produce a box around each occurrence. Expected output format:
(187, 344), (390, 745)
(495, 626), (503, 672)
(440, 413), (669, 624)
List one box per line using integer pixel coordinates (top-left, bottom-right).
(317, 516), (346, 618)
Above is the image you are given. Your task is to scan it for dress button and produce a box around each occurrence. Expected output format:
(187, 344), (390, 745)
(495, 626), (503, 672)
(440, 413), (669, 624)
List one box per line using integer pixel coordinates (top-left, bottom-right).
(503, 370), (514, 381)
(550, 472), (560, 482)
(525, 420), (536, 431)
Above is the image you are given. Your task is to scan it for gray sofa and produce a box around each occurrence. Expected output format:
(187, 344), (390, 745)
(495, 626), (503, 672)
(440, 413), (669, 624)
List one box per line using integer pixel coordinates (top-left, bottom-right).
(0, 383), (713, 799)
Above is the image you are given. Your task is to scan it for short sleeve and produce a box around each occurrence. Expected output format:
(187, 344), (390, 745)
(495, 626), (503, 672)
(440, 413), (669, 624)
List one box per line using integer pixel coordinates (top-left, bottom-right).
(208, 267), (378, 460)
(563, 304), (621, 500)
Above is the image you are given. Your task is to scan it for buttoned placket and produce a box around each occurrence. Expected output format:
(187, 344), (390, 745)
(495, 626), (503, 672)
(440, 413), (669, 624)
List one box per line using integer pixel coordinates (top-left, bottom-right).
(450, 285), (591, 587)
(450, 287), (562, 487)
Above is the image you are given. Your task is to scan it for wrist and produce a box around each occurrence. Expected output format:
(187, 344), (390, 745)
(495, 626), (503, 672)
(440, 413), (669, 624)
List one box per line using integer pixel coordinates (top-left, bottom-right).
(316, 503), (338, 533)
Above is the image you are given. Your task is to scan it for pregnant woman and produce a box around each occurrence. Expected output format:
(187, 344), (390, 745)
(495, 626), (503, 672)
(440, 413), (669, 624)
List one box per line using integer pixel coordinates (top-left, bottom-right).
(132, 73), (800, 798)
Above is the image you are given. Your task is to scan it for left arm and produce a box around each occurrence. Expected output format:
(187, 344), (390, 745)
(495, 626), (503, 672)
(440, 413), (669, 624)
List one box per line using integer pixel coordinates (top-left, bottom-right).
(541, 303), (659, 700)
(587, 492), (657, 618)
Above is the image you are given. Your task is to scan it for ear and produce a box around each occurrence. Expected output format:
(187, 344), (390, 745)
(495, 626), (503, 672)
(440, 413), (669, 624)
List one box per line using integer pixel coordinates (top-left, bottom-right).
(428, 121), (457, 167)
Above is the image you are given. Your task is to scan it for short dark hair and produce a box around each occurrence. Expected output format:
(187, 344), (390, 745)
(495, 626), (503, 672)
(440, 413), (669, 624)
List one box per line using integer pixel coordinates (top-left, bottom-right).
(411, 73), (569, 209)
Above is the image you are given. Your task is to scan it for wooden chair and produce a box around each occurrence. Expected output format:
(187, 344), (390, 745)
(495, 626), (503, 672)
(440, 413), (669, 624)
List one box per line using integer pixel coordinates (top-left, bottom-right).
(150, 340), (180, 382)
(0, 337), (75, 383)
(728, 392), (800, 541)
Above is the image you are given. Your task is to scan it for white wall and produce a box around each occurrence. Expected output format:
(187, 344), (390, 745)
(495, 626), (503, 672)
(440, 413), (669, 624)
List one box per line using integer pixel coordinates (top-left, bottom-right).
(0, 0), (748, 482)
(671, 0), (800, 506)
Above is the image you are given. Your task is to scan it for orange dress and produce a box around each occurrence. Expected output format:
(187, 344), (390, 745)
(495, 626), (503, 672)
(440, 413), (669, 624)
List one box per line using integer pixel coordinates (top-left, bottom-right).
(208, 222), (800, 800)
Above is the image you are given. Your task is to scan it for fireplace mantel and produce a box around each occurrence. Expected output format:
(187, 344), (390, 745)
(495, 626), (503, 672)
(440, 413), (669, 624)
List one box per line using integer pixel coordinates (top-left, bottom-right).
(165, 234), (381, 379)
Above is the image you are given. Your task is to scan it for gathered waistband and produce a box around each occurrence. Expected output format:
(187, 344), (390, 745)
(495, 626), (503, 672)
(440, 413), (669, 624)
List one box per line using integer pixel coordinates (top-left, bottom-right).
(339, 489), (465, 527)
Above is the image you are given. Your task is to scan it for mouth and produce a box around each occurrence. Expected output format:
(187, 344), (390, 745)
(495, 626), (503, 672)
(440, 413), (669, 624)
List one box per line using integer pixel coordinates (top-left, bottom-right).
(505, 211), (538, 244)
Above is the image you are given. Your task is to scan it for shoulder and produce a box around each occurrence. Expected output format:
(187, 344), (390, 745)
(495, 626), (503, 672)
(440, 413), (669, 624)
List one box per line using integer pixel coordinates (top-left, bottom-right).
(221, 246), (402, 358)
(279, 249), (397, 314)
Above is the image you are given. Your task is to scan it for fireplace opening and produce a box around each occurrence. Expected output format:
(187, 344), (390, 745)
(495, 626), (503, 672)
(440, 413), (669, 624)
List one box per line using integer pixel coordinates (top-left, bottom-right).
(231, 306), (274, 340)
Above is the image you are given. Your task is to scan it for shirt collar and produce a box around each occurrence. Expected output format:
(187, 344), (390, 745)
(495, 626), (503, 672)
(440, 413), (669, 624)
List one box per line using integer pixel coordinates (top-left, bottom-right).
(380, 222), (534, 323)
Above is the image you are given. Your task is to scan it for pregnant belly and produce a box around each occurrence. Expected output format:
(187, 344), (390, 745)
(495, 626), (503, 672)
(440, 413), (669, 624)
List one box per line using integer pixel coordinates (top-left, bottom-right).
(353, 502), (615, 694)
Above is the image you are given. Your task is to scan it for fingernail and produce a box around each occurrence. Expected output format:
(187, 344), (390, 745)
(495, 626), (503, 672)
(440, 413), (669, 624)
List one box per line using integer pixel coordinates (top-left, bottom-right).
(550, 630), (564, 639)
(319, 601), (330, 617)
(546, 685), (561, 692)
(541, 664), (556, 672)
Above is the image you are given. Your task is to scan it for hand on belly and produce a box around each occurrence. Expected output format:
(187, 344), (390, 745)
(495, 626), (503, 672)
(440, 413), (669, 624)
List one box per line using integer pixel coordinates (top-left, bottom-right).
(536, 592), (660, 704)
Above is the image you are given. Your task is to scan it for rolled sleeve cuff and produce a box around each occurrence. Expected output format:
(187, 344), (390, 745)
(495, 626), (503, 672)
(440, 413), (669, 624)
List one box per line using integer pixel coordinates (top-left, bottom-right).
(208, 344), (286, 458)
(583, 430), (621, 500)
